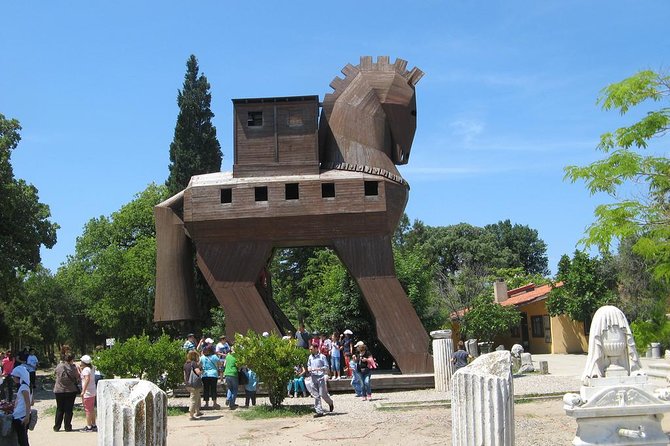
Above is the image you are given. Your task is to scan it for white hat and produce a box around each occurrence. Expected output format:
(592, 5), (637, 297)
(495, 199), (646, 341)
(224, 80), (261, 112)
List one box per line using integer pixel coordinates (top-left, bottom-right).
(343, 329), (353, 335)
(282, 335), (291, 340)
(205, 338), (214, 344)
(80, 354), (92, 364)
(262, 332), (270, 337)
(354, 341), (365, 348)
(11, 366), (30, 386)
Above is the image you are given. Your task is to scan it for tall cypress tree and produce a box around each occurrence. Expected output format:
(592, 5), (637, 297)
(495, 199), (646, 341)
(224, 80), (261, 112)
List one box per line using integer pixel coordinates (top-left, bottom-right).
(166, 55), (222, 195)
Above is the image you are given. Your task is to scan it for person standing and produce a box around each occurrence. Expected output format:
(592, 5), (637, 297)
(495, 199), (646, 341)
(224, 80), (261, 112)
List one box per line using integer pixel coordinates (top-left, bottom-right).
(307, 343), (334, 418)
(11, 367), (32, 446)
(199, 346), (220, 409)
(223, 347), (239, 409)
(80, 355), (97, 432)
(355, 341), (373, 401)
(295, 323), (311, 349)
(183, 350), (203, 419)
(329, 333), (342, 380)
(452, 341), (471, 370)
(183, 334), (197, 352)
(53, 352), (79, 432)
(243, 367), (258, 407)
(1, 350), (15, 401)
(25, 349), (38, 392)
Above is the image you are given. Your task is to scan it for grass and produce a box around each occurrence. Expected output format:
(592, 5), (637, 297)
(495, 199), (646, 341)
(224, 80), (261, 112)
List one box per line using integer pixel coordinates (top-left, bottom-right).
(235, 404), (314, 420)
(167, 406), (189, 416)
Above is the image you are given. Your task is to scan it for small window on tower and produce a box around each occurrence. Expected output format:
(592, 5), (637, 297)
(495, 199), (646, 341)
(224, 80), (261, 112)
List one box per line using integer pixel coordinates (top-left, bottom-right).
(220, 188), (232, 204)
(247, 111), (263, 127)
(321, 183), (335, 198)
(255, 186), (268, 202)
(285, 183), (299, 200)
(364, 181), (379, 196)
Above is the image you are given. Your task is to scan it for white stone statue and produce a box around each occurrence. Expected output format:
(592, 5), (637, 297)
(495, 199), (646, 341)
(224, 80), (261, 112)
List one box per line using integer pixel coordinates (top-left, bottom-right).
(564, 305), (670, 446)
(581, 305), (642, 385)
(510, 344), (524, 358)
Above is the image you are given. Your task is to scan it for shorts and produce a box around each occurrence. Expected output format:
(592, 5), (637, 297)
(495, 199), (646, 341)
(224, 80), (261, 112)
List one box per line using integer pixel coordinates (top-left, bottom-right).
(83, 396), (96, 414)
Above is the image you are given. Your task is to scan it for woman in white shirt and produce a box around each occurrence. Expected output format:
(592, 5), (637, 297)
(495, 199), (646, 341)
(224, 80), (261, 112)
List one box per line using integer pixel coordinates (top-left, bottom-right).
(11, 366), (31, 446)
(80, 355), (97, 432)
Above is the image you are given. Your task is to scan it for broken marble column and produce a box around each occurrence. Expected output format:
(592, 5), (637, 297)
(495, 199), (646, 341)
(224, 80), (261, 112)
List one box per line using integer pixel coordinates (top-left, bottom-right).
(452, 350), (514, 446)
(430, 329), (454, 392)
(98, 379), (168, 446)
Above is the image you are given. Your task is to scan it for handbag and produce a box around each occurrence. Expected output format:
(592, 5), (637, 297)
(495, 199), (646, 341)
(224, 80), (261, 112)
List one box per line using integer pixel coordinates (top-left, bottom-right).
(27, 408), (38, 431)
(187, 363), (202, 389)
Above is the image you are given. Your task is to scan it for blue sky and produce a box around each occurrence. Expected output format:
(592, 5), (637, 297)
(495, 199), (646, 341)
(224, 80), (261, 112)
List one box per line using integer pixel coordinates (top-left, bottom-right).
(3, 1), (669, 275)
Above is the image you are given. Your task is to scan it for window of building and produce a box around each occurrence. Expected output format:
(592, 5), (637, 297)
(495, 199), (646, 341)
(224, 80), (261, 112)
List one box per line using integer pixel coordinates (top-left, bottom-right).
(247, 111), (263, 127)
(285, 183), (299, 200)
(255, 186), (268, 202)
(531, 315), (544, 338)
(321, 183), (335, 198)
(364, 181), (379, 196)
(220, 188), (232, 204)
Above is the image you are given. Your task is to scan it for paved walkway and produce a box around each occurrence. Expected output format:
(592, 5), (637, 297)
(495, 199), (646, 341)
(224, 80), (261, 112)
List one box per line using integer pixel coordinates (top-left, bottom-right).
(16, 354), (670, 445)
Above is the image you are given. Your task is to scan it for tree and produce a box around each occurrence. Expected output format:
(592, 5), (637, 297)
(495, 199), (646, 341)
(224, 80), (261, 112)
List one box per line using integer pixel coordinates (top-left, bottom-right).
(57, 184), (168, 340)
(166, 55), (222, 195)
(565, 70), (670, 280)
(0, 114), (58, 303)
(484, 220), (549, 275)
(546, 251), (618, 322)
(234, 331), (308, 408)
(461, 294), (521, 343)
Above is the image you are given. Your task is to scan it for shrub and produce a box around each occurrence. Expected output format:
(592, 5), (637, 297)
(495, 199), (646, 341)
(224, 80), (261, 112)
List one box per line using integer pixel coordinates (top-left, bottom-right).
(234, 331), (308, 408)
(94, 333), (184, 391)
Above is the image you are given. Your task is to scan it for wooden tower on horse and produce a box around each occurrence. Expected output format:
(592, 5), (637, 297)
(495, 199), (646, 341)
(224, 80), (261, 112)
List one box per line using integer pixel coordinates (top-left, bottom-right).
(154, 56), (433, 373)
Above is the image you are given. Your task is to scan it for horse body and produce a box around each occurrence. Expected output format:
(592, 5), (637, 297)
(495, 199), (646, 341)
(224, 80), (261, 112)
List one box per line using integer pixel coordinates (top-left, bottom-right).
(155, 57), (433, 373)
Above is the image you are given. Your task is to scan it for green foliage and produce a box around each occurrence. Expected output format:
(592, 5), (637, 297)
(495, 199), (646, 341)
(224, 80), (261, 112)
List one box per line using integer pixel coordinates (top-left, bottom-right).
(0, 114), (58, 308)
(546, 251), (618, 322)
(491, 267), (550, 290)
(461, 294), (521, 343)
(56, 184), (168, 339)
(202, 307), (226, 339)
(565, 69), (670, 280)
(166, 54), (222, 195)
(234, 331), (308, 408)
(236, 404), (313, 420)
(94, 333), (184, 391)
(484, 220), (549, 275)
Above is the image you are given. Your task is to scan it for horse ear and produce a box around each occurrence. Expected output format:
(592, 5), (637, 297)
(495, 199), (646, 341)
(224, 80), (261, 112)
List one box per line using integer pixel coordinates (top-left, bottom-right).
(407, 67), (424, 86)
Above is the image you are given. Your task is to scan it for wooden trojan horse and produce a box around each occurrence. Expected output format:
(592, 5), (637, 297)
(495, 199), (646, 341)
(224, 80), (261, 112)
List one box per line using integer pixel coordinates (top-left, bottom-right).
(154, 56), (432, 373)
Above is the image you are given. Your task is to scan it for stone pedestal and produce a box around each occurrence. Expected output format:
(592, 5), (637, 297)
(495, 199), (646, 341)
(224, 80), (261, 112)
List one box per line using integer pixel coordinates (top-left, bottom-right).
(430, 330), (453, 392)
(452, 351), (514, 446)
(98, 379), (167, 446)
(539, 360), (549, 374)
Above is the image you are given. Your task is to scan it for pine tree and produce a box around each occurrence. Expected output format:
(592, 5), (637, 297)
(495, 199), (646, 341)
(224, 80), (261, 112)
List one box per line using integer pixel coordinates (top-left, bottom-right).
(166, 55), (222, 195)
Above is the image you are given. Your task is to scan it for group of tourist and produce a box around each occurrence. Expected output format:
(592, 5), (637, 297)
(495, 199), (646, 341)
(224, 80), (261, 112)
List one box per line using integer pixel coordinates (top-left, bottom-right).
(182, 334), (258, 419)
(182, 326), (376, 419)
(1, 347), (42, 446)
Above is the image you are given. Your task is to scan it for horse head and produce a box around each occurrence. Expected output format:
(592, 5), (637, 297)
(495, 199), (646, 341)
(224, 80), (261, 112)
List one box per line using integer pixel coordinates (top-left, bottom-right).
(319, 56), (424, 181)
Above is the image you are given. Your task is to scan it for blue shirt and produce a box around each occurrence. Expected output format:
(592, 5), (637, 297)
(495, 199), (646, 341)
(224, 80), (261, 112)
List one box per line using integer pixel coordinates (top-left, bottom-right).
(199, 354), (220, 378)
(245, 369), (258, 391)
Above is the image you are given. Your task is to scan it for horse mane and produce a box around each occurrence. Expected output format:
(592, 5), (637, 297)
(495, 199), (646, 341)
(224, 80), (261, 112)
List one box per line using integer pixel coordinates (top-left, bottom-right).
(321, 56), (424, 118)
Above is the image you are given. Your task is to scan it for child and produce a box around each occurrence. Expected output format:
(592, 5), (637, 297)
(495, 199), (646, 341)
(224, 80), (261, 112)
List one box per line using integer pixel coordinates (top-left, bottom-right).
(349, 354), (363, 397)
(244, 367), (258, 407)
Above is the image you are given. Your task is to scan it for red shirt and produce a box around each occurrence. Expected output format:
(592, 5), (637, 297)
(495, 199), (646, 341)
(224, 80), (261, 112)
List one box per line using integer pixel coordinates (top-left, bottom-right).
(1, 357), (15, 376)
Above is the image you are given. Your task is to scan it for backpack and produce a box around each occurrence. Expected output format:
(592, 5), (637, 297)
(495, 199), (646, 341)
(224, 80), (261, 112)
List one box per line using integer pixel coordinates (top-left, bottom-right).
(187, 363), (202, 389)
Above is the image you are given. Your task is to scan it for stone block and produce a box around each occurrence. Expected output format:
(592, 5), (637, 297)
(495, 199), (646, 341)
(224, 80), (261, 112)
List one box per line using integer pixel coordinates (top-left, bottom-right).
(98, 379), (167, 446)
(538, 360), (548, 374)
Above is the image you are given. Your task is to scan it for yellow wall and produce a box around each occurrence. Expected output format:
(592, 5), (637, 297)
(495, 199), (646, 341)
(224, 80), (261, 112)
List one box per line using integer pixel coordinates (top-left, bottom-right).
(550, 315), (588, 353)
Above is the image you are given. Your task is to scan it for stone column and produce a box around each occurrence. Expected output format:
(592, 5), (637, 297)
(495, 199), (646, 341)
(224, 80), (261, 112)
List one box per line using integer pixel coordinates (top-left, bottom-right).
(452, 351), (514, 446)
(430, 330), (453, 392)
(98, 379), (168, 446)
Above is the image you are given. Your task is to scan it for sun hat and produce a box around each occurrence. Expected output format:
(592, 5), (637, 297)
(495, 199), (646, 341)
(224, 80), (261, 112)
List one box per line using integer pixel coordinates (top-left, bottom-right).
(11, 367), (30, 386)
(262, 332), (270, 337)
(343, 329), (353, 335)
(80, 354), (92, 364)
(354, 341), (365, 348)
(205, 338), (214, 344)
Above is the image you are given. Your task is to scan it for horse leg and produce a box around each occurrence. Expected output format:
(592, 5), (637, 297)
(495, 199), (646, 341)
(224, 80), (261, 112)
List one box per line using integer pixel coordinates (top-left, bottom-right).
(333, 236), (433, 373)
(196, 241), (284, 337)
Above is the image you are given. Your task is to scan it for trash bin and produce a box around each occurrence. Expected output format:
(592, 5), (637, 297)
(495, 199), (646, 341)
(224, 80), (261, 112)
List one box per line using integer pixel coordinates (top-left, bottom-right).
(651, 342), (662, 359)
